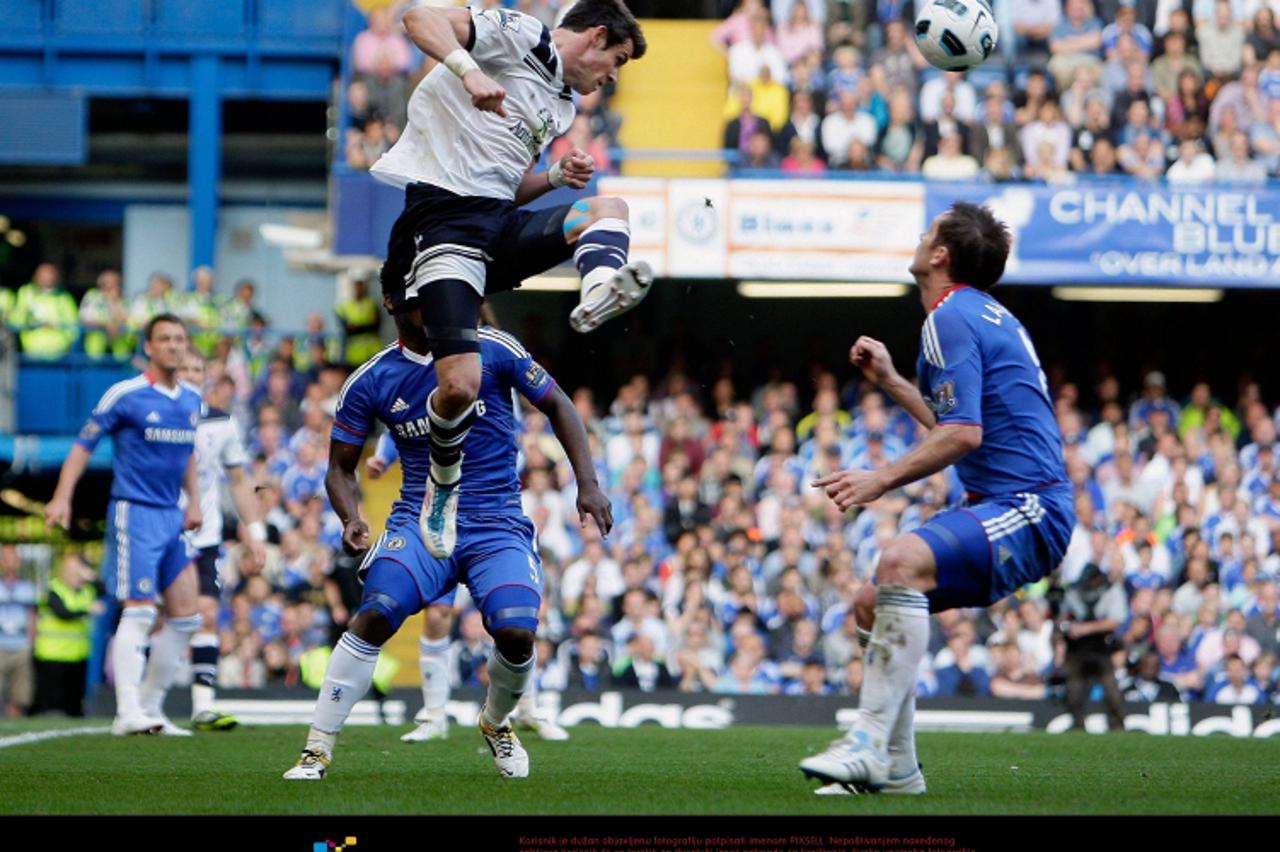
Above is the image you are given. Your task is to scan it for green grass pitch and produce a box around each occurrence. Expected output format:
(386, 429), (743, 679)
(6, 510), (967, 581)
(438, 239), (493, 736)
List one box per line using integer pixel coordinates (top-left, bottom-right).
(2, 719), (1278, 815)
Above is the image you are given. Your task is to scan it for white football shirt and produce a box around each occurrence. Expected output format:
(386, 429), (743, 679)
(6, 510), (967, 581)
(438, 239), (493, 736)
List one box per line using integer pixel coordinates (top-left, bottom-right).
(370, 7), (576, 200)
(188, 407), (249, 549)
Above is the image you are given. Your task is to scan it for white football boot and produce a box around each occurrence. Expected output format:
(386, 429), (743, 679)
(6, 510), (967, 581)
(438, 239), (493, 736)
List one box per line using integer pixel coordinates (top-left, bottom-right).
(799, 728), (891, 791)
(110, 714), (163, 736)
(420, 471), (460, 559)
(150, 714), (193, 737)
(513, 711), (570, 741)
(401, 711), (449, 742)
(814, 764), (927, 796)
(478, 706), (529, 778)
(283, 748), (331, 780)
(569, 261), (654, 333)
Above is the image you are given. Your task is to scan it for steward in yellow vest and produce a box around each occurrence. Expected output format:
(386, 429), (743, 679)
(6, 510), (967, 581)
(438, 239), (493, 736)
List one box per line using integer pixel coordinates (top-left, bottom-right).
(32, 554), (101, 717)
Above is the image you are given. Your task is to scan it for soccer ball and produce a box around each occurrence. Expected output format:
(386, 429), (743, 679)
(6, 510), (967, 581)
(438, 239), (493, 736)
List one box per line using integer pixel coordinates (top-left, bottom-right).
(914, 0), (998, 72)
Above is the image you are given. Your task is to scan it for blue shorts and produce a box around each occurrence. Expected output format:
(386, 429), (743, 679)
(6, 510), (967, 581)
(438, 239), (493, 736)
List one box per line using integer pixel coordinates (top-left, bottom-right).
(912, 485), (1074, 612)
(357, 512), (543, 635)
(101, 499), (195, 602)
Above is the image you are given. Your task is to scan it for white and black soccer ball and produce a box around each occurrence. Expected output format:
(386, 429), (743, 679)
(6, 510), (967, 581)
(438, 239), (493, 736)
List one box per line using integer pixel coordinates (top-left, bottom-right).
(914, 0), (998, 72)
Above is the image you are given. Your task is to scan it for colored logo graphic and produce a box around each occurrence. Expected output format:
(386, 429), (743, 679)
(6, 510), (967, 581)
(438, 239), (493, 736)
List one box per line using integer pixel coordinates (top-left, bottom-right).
(313, 838), (357, 852)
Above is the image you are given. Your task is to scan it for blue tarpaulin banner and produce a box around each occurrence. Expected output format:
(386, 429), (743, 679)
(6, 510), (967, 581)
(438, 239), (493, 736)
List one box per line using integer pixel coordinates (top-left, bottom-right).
(925, 181), (1280, 287)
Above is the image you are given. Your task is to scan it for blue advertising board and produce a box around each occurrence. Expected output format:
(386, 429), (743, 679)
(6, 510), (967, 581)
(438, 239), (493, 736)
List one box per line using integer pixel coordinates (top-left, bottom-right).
(926, 181), (1280, 287)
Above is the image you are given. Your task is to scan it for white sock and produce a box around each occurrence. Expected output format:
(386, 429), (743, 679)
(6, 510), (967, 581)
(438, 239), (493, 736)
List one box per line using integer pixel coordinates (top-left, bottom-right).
(856, 586), (929, 754)
(483, 649), (534, 728)
(574, 217), (630, 303)
(419, 636), (451, 720)
(113, 606), (157, 718)
(140, 614), (201, 718)
(514, 690), (538, 721)
(889, 688), (919, 779)
(307, 632), (380, 754)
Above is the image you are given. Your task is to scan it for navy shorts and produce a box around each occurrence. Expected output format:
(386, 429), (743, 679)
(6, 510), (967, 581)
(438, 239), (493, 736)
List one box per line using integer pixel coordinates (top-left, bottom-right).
(356, 511), (543, 635)
(101, 499), (196, 602)
(380, 183), (576, 311)
(911, 485), (1074, 612)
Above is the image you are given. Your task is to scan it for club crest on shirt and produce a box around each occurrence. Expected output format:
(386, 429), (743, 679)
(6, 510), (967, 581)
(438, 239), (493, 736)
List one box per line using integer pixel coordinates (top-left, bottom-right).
(928, 381), (957, 417)
(79, 421), (101, 441)
(495, 9), (521, 31)
(384, 535), (407, 552)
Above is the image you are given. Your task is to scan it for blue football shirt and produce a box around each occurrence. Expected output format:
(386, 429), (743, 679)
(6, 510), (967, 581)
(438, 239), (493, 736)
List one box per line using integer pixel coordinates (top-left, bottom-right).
(75, 373), (202, 507)
(332, 327), (555, 521)
(915, 286), (1067, 497)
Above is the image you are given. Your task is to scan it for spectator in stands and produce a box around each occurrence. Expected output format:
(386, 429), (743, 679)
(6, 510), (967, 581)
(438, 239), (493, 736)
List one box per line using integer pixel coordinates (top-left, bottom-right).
(1070, 94), (1115, 171)
(922, 91), (969, 158)
(1150, 31), (1204, 103)
(919, 71), (977, 124)
(933, 620), (992, 697)
(1215, 129), (1269, 182)
(1049, 0), (1105, 92)
(12, 262), (77, 359)
(127, 272), (175, 336)
(711, 0), (770, 53)
(1122, 649), (1183, 702)
(1210, 654), (1262, 704)
(820, 90), (878, 169)
(780, 137), (826, 173)
(728, 7), (788, 87)
(612, 634), (676, 692)
(1199, 0), (1246, 80)
(333, 276), (381, 368)
(724, 85), (772, 157)
(363, 48), (410, 132)
(1103, 2), (1155, 61)
(1021, 98), (1073, 177)
(869, 18), (918, 92)
(1210, 64), (1265, 137)
(1012, 0), (1062, 63)
(875, 85), (923, 172)
(749, 64), (791, 133)
(351, 7), (411, 77)
(222, 279), (259, 332)
(1014, 69), (1052, 127)
(827, 44), (863, 102)
(0, 545), (36, 717)
(969, 86), (1021, 175)
(1061, 65), (1110, 130)
(1116, 103), (1169, 177)
(346, 116), (395, 170)
(776, 0), (823, 65)
(774, 89), (824, 162)
(1192, 0), (1248, 31)
(1251, 96), (1280, 174)
(1167, 68), (1211, 139)
(79, 269), (132, 359)
(1246, 6), (1280, 67)
(921, 130), (979, 180)
(1166, 137), (1217, 182)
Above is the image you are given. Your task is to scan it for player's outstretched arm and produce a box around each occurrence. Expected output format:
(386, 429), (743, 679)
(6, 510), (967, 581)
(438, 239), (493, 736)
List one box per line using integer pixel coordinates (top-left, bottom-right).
(326, 441), (370, 556)
(813, 424), (981, 512)
(226, 466), (267, 565)
(45, 444), (93, 530)
(535, 385), (613, 537)
(403, 6), (507, 117)
(515, 149), (596, 206)
(850, 336), (936, 429)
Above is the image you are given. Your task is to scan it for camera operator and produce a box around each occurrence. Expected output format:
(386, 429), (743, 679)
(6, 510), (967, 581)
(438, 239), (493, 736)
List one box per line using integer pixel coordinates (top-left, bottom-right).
(1059, 563), (1128, 731)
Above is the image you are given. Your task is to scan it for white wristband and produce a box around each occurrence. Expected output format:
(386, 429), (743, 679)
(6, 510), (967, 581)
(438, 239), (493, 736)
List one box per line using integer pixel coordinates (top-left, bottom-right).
(247, 521), (267, 543)
(443, 48), (480, 79)
(547, 159), (567, 188)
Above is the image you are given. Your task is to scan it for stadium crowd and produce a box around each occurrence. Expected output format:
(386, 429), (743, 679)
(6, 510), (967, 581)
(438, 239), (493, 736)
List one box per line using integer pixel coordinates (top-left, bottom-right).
(719, 0), (1280, 183)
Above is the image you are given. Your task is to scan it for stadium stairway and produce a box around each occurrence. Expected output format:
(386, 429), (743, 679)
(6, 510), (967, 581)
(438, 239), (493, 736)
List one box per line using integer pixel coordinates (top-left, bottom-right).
(612, 19), (726, 178)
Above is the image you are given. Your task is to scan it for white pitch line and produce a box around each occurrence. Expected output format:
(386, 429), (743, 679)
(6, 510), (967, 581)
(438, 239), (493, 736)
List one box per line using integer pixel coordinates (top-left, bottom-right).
(0, 725), (111, 750)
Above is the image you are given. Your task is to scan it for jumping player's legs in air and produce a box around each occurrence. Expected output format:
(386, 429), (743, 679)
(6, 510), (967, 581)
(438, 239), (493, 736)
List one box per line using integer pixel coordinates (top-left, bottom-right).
(800, 487), (1072, 794)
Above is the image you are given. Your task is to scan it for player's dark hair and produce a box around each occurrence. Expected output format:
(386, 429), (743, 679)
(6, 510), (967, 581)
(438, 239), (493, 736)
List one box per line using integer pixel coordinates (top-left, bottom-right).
(559, 0), (647, 60)
(145, 312), (186, 341)
(932, 201), (1011, 291)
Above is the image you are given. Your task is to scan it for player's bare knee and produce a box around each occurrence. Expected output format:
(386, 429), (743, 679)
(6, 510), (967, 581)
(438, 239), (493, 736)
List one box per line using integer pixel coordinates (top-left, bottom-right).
(492, 627), (534, 664)
(589, 196), (628, 222)
(876, 538), (933, 592)
(349, 610), (392, 647)
(853, 585), (877, 631)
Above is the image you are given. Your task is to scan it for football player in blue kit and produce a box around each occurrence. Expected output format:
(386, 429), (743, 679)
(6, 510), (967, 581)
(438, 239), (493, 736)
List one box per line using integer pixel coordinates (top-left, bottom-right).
(45, 314), (205, 736)
(284, 299), (610, 780)
(800, 203), (1075, 794)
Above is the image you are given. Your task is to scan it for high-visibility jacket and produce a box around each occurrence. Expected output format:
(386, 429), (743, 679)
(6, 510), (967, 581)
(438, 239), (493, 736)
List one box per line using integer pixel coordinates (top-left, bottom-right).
(335, 297), (382, 366)
(34, 579), (95, 663)
(12, 284), (77, 358)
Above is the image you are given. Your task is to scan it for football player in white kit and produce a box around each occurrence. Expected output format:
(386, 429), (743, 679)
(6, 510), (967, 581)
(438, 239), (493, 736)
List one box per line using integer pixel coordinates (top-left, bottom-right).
(177, 349), (267, 730)
(370, 1), (648, 563)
